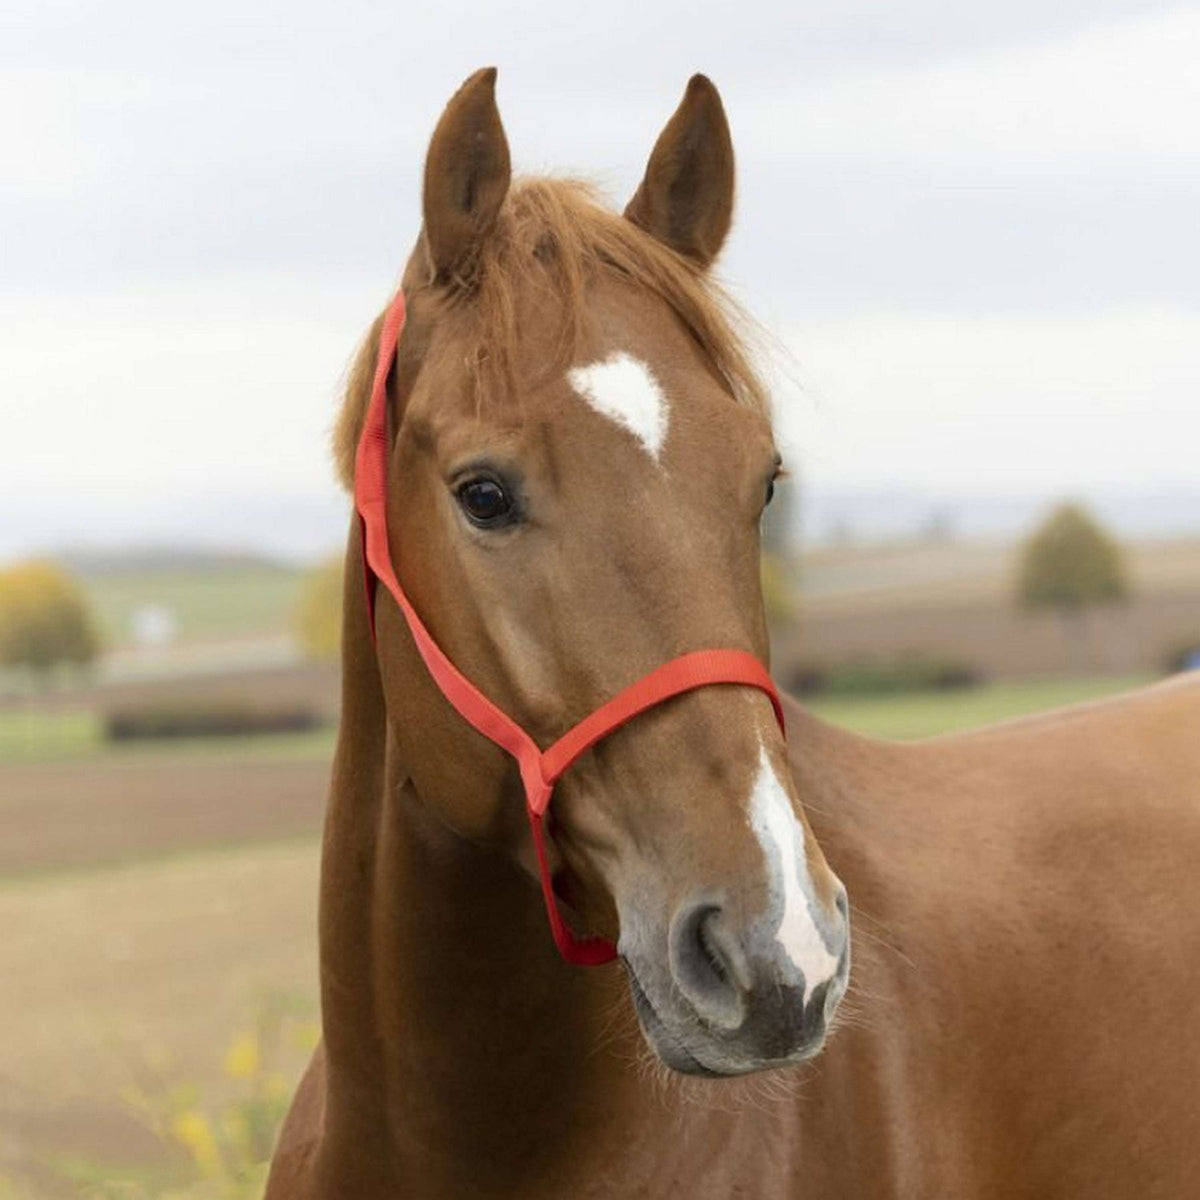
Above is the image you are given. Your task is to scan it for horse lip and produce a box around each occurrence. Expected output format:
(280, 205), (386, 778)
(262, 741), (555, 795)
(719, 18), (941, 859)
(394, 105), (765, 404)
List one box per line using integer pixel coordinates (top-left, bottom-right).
(621, 955), (832, 1076)
(621, 957), (727, 1078)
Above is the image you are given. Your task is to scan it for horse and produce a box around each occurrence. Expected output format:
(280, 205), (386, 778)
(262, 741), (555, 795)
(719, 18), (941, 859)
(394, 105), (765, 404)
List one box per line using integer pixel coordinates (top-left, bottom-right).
(267, 69), (1200, 1199)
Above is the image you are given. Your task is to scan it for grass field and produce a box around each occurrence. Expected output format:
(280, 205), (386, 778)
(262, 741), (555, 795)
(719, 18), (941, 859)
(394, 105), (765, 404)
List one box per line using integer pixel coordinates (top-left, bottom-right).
(81, 538), (1200, 646)
(806, 673), (1154, 739)
(0, 842), (320, 1198)
(0, 672), (1159, 768)
(84, 564), (305, 651)
(0, 708), (336, 766)
(0, 710), (102, 762)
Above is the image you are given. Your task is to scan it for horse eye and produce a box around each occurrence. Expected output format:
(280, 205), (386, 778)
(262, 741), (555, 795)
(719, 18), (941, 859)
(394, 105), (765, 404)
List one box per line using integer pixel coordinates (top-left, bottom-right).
(456, 478), (514, 527)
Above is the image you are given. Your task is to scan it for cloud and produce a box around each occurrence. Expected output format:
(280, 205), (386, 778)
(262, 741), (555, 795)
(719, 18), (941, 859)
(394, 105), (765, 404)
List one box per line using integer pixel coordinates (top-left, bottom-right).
(4, 0), (1197, 303)
(775, 308), (1200, 492)
(0, 282), (365, 493)
(736, 7), (1200, 159)
(1, 0), (1198, 549)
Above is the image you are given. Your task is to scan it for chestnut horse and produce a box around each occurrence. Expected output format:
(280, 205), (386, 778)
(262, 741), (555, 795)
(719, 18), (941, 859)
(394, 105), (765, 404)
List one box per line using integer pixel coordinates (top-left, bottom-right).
(267, 70), (1200, 1198)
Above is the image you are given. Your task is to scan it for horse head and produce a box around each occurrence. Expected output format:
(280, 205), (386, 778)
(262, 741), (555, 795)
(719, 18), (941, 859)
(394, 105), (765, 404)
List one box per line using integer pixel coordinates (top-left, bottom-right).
(340, 68), (849, 1077)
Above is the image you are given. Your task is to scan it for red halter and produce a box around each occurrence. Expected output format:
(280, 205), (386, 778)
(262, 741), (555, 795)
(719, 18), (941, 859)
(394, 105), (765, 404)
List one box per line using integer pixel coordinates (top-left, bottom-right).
(354, 290), (785, 966)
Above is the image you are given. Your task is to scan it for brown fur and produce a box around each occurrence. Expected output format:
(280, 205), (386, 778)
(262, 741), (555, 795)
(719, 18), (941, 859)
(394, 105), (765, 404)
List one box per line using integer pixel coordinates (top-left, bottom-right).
(333, 176), (766, 491)
(625, 74), (736, 266)
(422, 67), (513, 289)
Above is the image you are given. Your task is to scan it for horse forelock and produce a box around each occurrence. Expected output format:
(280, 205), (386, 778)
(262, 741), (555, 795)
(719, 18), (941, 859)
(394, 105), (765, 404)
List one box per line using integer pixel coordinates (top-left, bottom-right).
(331, 176), (769, 492)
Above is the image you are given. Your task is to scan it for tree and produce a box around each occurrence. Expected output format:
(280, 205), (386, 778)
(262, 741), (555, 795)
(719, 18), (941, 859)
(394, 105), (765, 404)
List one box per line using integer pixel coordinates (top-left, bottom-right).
(761, 474), (800, 626)
(1017, 503), (1128, 612)
(761, 472), (799, 558)
(1016, 503), (1129, 670)
(0, 560), (100, 677)
(295, 557), (343, 660)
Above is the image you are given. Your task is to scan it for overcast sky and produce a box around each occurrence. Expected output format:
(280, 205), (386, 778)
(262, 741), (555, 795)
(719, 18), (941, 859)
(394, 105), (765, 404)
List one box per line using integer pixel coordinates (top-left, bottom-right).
(2, 1), (1198, 557)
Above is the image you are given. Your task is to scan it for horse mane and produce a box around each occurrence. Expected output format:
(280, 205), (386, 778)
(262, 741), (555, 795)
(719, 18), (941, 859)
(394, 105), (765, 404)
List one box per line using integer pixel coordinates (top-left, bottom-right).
(332, 176), (768, 491)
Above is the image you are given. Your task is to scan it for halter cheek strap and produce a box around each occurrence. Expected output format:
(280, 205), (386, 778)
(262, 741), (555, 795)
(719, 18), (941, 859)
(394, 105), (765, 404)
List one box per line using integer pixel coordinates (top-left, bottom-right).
(354, 290), (785, 966)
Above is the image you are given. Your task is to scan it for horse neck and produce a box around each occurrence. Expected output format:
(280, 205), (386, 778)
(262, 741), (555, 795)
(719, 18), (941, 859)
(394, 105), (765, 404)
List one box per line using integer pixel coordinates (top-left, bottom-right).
(316, 524), (641, 1191)
(313, 529), (909, 1196)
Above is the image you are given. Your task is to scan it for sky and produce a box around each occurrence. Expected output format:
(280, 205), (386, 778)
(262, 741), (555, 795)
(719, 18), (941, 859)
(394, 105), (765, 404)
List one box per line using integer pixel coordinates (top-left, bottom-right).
(2, 0), (1198, 558)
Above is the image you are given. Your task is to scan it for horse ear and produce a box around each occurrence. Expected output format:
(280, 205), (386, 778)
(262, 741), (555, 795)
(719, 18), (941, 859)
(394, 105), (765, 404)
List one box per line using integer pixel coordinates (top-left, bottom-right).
(421, 67), (511, 287)
(624, 74), (734, 268)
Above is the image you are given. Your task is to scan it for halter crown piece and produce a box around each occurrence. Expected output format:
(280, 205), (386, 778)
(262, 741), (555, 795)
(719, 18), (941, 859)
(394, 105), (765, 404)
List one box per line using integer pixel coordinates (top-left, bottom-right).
(354, 290), (786, 966)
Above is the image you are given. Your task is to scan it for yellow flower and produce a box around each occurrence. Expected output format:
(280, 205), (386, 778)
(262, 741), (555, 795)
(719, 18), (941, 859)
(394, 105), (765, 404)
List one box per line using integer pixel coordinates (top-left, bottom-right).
(171, 1108), (222, 1176)
(223, 1032), (259, 1080)
(290, 1019), (321, 1054)
(220, 1104), (253, 1154)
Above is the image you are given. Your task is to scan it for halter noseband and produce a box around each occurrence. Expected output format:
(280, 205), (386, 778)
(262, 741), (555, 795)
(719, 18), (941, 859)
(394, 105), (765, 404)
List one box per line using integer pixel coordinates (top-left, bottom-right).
(354, 290), (785, 966)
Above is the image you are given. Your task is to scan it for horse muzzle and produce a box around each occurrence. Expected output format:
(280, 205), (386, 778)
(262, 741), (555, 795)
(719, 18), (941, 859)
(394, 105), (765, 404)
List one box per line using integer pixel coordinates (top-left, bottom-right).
(622, 889), (850, 1076)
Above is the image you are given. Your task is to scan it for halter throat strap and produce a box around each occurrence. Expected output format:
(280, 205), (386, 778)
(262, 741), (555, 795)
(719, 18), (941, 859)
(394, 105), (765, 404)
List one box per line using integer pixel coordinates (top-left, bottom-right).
(353, 290), (785, 966)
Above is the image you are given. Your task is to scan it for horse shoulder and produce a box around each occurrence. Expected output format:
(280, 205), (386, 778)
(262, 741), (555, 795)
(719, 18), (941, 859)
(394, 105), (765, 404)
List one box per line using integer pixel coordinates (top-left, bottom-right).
(265, 1042), (326, 1200)
(913, 680), (1200, 1190)
(957, 673), (1200, 835)
(788, 680), (1200, 1195)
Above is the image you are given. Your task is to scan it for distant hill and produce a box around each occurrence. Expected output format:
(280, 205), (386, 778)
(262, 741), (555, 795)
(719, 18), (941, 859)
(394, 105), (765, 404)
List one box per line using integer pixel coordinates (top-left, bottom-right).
(773, 536), (1200, 684)
(57, 547), (295, 579)
(800, 487), (1200, 548)
(0, 486), (351, 567)
(4, 485), (1197, 567)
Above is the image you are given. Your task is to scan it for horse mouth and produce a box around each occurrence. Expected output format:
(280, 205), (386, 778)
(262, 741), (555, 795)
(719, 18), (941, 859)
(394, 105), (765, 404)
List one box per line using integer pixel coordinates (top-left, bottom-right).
(624, 960), (729, 1078)
(623, 951), (842, 1078)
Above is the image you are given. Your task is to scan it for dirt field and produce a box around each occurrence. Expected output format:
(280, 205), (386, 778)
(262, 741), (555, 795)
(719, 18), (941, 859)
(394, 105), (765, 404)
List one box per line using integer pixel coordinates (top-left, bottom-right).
(798, 536), (1200, 609)
(778, 538), (1200, 683)
(0, 750), (329, 878)
(0, 843), (319, 1196)
(0, 734), (331, 1196)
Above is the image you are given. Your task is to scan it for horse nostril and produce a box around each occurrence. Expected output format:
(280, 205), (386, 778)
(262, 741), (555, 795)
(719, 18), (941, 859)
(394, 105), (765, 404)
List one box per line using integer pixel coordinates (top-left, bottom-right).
(697, 914), (728, 985)
(669, 903), (746, 1030)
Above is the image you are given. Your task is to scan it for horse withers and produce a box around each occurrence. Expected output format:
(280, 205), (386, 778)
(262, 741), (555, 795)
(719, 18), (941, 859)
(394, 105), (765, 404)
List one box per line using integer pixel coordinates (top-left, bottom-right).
(267, 69), (1200, 1199)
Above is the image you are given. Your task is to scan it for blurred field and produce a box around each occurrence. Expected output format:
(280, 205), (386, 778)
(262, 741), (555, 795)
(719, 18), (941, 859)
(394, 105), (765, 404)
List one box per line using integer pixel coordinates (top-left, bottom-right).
(807, 673), (1153, 739)
(0, 707), (329, 1195)
(0, 842), (319, 1197)
(783, 536), (1200, 683)
(0, 535), (1195, 1195)
(798, 536), (1200, 608)
(0, 740), (329, 879)
(0, 708), (335, 767)
(0, 667), (1169, 1194)
(66, 535), (1200, 636)
(3, 537), (1192, 696)
(85, 562), (303, 652)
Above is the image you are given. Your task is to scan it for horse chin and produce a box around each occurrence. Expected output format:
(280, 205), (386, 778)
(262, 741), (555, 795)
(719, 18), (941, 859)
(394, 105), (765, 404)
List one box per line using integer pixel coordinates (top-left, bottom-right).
(623, 958), (834, 1079)
(626, 965), (729, 1076)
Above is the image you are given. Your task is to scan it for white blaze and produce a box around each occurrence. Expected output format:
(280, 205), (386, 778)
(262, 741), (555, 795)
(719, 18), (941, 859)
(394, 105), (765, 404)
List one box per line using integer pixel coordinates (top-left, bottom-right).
(748, 744), (842, 1004)
(567, 352), (668, 460)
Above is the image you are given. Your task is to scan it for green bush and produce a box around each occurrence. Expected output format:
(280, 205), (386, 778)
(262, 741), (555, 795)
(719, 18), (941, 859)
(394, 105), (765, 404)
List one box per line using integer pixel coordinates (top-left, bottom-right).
(105, 702), (322, 742)
(295, 558), (343, 661)
(1016, 502), (1128, 613)
(790, 654), (983, 697)
(1164, 639), (1200, 675)
(761, 552), (799, 626)
(0, 559), (100, 676)
(61, 995), (319, 1200)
